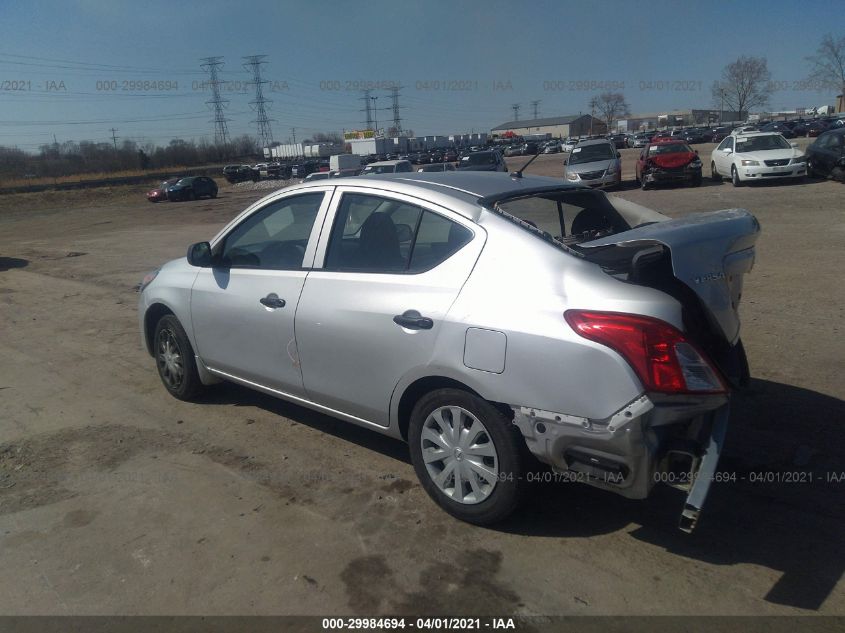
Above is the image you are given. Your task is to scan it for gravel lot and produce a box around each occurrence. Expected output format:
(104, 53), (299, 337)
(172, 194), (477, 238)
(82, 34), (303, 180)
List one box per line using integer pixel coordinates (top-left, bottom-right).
(1, 144), (844, 616)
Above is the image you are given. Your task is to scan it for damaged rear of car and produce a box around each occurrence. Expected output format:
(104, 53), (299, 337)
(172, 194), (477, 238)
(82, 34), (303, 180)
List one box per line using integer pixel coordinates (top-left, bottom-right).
(476, 185), (758, 531)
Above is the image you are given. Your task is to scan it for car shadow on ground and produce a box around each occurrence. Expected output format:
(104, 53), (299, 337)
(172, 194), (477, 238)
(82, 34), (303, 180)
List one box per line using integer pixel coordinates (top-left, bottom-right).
(0, 257), (29, 271)
(198, 378), (844, 611)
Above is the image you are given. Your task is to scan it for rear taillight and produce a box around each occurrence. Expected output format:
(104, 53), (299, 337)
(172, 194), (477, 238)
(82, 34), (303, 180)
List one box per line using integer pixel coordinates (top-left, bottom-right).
(564, 310), (726, 394)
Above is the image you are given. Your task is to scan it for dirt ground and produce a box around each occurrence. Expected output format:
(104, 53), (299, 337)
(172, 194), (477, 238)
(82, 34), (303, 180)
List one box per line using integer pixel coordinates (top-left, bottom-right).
(1, 145), (844, 616)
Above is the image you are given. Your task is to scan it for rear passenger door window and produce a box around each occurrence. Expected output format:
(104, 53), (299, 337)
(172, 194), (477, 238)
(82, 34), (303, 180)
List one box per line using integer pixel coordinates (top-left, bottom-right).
(324, 193), (472, 273)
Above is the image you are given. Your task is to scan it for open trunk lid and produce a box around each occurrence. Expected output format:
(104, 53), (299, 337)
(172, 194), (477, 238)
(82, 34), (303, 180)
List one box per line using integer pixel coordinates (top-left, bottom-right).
(577, 209), (760, 345)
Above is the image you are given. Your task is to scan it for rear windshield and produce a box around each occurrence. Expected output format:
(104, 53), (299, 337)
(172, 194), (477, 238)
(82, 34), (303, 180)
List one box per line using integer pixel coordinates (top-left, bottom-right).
(569, 143), (615, 165)
(461, 152), (497, 165)
(491, 190), (630, 248)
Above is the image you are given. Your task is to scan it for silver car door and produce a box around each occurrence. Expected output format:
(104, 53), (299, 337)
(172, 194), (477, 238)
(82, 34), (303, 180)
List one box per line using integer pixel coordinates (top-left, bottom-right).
(295, 186), (484, 426)
(190, 189), (332, 394)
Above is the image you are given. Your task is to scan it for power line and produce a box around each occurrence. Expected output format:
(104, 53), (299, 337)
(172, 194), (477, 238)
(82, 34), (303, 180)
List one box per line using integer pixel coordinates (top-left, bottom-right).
(243, 55), (275, 149)
(199, 57), (230, 146)
(389, 86), (403, 135)
(360, 89), (373, 130)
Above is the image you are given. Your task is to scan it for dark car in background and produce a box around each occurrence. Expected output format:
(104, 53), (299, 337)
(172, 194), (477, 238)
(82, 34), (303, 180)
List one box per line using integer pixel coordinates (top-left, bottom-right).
(806, 128), (845, 181)
(146, 177), (179, 203)
(522, 142), (539, 155)
(608, 134), (628, 149)
(443, 149), (458, 162)
(166, 176), (218, 201)
(636, 139), (702, 189)
(682, 129), (707, 144)
(758, 122), (796, 139)
(711, 127), (733, 143)
(456, 150), (507, 171)
(291, 162), (318, 178)
(223, 164), (258, 184)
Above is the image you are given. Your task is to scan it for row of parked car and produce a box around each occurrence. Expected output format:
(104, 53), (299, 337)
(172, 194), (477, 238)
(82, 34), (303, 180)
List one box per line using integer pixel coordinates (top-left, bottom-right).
(560, 124), (845, 191)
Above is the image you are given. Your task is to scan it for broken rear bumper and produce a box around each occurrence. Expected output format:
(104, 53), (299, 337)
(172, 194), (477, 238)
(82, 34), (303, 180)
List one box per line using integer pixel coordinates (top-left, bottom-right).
(512, 394), (729, 532)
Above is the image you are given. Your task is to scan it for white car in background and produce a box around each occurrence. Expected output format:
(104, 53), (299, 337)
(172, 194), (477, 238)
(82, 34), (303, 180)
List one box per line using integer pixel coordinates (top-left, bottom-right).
(561, 138), (579, 152)
(711, 132), (806, 186)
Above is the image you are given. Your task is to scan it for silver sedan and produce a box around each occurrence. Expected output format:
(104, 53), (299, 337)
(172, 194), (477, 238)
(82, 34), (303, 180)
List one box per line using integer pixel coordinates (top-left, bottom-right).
(138, 172), (759, 531)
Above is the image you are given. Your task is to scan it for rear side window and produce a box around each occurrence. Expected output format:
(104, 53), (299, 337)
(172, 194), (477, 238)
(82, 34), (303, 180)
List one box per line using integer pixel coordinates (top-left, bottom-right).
(325, 193), (472, 273)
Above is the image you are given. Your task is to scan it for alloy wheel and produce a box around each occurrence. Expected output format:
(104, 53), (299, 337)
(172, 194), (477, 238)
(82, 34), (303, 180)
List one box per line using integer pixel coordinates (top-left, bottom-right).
(156, 329), (184, 390)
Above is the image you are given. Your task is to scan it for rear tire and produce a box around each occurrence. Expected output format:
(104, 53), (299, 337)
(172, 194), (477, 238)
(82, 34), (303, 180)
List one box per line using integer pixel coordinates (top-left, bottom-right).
(153, 315), (203, 401)
(731, 165), (743, 187)
(408, 389), (524, 525)
(711, 162), (721, 182)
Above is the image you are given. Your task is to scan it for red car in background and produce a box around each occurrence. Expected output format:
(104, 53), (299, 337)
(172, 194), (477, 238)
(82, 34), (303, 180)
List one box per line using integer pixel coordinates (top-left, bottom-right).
(146, 178), (179, 203)
(636, 138), (703, 189)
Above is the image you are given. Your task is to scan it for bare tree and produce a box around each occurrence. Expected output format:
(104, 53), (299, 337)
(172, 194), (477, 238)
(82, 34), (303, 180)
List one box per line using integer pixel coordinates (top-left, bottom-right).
(588, 92), (630, 132)
(806, 33), (845, 97)
(711, 56), (773, 118)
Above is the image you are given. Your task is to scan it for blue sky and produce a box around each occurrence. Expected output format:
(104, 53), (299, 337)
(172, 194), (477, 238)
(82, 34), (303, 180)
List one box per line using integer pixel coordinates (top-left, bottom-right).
(0, 0), (838, 150)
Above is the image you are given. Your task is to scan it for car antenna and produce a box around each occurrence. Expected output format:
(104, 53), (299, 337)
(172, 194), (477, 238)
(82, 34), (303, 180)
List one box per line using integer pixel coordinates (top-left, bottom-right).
(510, 149), (542, 179)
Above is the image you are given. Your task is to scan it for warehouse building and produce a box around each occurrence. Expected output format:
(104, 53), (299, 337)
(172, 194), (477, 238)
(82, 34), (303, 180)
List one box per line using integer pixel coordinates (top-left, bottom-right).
(491, 114), (606, 139)
(616, 109), (746, 131)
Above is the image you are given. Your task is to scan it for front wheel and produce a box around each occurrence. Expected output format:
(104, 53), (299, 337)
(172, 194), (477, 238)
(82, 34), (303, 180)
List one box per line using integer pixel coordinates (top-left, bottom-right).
(731, 165), (743, 187)
(154, 315), (204, 401)
(408, 389), (524, 525)
(711, 162), (721, 182)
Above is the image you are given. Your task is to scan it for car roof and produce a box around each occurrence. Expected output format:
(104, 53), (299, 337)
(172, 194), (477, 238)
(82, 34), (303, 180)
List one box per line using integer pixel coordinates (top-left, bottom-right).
(279, 172), (586, 221)
(651, 138), (686, 145)
(734, 131), (783, 140)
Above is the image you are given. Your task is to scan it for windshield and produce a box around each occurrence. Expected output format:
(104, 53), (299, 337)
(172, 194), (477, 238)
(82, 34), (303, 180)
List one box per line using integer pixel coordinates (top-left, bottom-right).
(362, 165), (395, 174)
(569, 143), (615, 165)
(461, 152), (496, 165)
(648, 143), (693, 155)
(735, 135), (791, 152)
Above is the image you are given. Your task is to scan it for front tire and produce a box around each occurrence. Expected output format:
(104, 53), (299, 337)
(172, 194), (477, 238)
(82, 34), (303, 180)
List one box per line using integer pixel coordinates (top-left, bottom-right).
(711, 162), (721, 182)
(154, 315), (203, 401)
(408, 389), (524, 525)
(731, 165), (743, 187)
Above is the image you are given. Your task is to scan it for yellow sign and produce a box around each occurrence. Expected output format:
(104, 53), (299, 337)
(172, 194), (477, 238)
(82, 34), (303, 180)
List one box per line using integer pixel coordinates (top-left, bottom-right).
(343, 129), (375, 140)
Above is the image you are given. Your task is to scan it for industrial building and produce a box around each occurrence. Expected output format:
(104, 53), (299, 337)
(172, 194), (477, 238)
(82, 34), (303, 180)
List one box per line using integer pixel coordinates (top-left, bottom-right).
(615, 109), (746, 131)
(490, 114), (606, 139)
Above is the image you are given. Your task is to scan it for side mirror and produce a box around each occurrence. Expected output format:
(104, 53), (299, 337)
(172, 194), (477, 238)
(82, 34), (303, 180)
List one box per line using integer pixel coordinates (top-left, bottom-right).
(187, 241), (213, 267)
(790, 142), (798, 148)
(724, 148), (733, 154)
(563, 159), (568, 165)
(616, 152), (622, 158)
(694, 149), (699, 154)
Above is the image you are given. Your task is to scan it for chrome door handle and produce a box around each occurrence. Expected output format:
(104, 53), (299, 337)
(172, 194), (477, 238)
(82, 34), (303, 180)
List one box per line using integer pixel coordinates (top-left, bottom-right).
(260, 293), (286, 309)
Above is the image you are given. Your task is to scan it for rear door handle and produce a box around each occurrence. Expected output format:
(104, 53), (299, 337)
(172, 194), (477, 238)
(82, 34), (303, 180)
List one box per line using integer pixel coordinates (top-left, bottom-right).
(393, 309), (433, 330)
(260, 293), (286, 309)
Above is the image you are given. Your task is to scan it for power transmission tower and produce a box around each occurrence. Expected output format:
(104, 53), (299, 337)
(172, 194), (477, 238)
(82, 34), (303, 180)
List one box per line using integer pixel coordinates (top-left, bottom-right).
(291, 127), (296, 144)
(530, 100), (541, 120)
(511, 103), (521, 121)
(360, 89), (374, 130)
(109, 128), (119, 150)
(243, 55), (275, 149)
(200, 57), (230, 147)
(389, 86), (403, 135)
